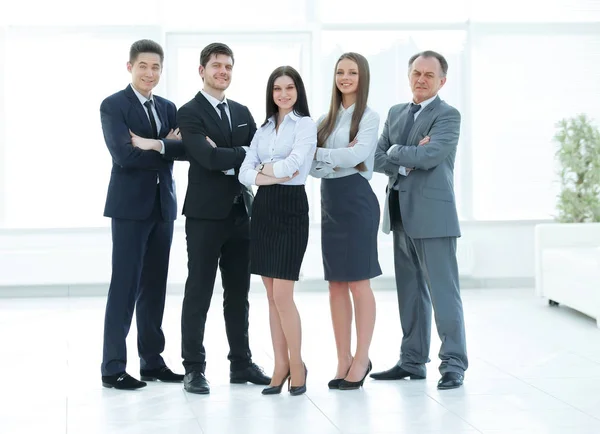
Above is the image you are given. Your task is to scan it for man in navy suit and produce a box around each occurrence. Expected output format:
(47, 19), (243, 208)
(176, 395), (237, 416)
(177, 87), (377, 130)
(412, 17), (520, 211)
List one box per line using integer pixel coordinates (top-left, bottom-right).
(100, 39), (186, 390)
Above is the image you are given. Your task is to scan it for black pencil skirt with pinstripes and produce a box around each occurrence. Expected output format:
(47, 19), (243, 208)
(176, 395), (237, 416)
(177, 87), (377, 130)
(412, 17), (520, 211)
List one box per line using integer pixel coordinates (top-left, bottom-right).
(250, 184), (309, 281)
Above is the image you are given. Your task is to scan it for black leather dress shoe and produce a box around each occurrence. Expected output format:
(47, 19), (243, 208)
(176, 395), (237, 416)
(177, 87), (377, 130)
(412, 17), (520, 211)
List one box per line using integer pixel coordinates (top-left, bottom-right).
(102, 372), (147, 390)
(437, 372), (464, 390)
(230, 363), (271, 385)
(369, 365), (425, 380)
(183, 371), (210, 394)
(140, 366), (184, 383)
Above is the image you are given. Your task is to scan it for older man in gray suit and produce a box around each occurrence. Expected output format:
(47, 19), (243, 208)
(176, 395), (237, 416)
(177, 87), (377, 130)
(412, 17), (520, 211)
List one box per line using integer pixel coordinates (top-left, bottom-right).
(371, 50), (467, 389)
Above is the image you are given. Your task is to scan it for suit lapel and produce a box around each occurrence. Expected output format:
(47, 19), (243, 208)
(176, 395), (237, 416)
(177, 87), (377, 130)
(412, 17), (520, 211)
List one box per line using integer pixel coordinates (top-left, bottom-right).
(228, 102), (242, 147)
(125, 85), (155, 139)
(196, 92), (232, 147)
(409, 96), (441, 144)
(153, 97), (168, 137)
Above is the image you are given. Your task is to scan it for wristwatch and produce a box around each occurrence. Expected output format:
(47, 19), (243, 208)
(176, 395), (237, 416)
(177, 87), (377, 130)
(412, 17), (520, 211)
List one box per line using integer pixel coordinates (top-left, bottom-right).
(257, 163), (265, 173)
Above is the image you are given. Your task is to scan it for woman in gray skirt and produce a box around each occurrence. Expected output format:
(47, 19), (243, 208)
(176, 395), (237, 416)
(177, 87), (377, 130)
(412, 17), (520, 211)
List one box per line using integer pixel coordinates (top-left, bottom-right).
(310, 52), (381, 390)
(239, 66), (316, 396)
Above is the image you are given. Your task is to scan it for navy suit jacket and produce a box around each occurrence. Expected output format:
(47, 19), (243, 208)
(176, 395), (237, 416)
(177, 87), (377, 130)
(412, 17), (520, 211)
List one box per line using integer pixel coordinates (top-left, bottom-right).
(101, 85), (186, 222)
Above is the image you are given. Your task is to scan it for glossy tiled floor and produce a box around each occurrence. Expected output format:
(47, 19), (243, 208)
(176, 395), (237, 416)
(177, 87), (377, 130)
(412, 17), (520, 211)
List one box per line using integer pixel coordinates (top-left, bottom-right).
(2, 287), (600, 434)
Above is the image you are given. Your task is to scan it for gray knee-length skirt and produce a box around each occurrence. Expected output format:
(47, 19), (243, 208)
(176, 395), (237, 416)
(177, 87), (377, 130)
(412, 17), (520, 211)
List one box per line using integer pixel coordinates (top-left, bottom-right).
(321, 173), (382, 282)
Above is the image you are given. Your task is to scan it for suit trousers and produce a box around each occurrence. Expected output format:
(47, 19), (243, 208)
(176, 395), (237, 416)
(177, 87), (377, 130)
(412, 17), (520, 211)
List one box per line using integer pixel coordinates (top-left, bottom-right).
(101, 187), (173, 376)
(390, 194), (468, 377)
(181, 202), (252, 374)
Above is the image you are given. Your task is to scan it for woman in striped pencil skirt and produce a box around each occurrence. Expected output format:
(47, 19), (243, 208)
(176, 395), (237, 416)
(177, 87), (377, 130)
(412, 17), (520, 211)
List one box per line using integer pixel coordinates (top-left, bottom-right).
(239, 66), (316, 396)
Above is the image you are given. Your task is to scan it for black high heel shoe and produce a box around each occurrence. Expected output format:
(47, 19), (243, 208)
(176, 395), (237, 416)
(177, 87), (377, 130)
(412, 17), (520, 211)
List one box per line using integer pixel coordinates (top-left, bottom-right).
(261, 371), (290, 395)
(289, 364), (307, 396)
(328, 365), (352, 389)
(328, 377), (343, 389)
(339, 360), (372, 390)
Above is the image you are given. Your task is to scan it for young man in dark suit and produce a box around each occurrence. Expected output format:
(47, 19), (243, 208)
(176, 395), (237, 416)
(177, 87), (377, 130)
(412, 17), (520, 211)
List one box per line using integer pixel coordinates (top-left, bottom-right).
(100, 39), (185, 390)
(177, 42), (270, 394)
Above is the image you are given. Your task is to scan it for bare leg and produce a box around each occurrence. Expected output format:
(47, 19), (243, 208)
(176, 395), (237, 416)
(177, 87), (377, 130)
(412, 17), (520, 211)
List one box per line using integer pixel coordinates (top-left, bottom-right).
(345, 279), (376, 382)
(262, 276), (290, 386)
(329, 281), (353, 378)
(272, 278), (305, 387)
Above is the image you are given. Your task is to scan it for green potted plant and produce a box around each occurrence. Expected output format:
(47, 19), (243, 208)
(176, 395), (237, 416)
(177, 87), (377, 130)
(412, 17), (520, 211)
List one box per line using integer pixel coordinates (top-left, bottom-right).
(535, 115), (600, 321)
(554, 114), (600, 222)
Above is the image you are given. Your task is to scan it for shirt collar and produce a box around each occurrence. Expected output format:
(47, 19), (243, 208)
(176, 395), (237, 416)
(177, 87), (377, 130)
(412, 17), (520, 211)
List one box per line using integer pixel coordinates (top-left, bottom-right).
(131, 84), (153, 105)
(338, 103), (355, 115)
(267, 110), (302, 126)
(201, 89), (228, 110)
(412, 94), (437, 110)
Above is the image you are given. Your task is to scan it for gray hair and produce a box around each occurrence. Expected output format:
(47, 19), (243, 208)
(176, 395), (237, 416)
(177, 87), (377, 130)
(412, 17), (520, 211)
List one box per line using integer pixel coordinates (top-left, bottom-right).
(408, 50), (448, 77)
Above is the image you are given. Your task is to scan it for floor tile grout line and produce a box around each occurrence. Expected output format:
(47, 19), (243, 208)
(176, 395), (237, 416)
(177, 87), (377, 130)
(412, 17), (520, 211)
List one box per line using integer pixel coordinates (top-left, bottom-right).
(13, 289), (600, 433)
(305, 393), (344, 433)
(568, 350), (600, 367)
(193, 416), (205, 434)
(480, 357), (600, 423)
(422, 392), (485, 434)
(423, 354), (600, 429)
(182, 389), (341, 432)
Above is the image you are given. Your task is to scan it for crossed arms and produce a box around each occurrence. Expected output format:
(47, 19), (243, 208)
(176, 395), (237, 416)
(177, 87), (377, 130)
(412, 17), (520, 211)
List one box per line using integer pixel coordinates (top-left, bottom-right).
(374, 106), (460, 176)
(101, 98), (183, 170)
(177, 104), (255, 172)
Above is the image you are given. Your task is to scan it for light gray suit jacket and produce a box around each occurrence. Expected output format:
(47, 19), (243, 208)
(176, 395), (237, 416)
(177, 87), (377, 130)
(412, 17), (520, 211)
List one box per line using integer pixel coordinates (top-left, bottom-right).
(374, 96), (461, 239)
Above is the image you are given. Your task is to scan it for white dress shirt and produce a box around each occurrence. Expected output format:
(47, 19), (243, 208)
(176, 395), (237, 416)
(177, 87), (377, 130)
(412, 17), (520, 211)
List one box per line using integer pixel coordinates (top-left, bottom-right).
(387, 94), (438, 176)
(310, 104), (380, 180)
(200, 89), (232, 129)
(239, 112), (317, 186)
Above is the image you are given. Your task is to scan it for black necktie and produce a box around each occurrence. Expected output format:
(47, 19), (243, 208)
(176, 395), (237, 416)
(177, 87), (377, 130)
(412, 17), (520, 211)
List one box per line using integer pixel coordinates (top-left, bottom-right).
(398, 103), (422, 146)
(143, 100), (158, 139)
(217, 102), (231, 136)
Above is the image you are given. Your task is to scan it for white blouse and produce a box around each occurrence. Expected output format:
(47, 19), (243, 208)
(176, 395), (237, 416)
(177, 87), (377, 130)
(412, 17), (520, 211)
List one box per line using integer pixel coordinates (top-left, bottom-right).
(310, 105), (380, 180)
(239, 111), (317, 186)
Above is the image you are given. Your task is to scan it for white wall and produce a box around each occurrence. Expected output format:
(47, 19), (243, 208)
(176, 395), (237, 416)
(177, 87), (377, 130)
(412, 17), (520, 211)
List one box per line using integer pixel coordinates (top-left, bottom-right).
(0, 220), (542, 295)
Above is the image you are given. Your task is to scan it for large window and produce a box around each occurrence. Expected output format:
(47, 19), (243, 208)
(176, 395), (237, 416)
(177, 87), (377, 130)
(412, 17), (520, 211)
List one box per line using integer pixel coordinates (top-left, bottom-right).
(470, 24), (600, 220)
(1, 0), (599, 228)
(3, 27), (161, 228)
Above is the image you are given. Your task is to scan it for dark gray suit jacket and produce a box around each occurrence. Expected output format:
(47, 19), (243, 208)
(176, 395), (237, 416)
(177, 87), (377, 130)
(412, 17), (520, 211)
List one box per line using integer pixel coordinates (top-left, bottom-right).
(374, 96), (461, 239)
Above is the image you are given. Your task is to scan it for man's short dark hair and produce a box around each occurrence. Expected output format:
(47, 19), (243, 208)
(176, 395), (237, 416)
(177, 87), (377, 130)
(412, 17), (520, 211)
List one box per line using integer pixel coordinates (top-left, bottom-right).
(408, 50), (448, 77)
(129, 39), (164, 65)
(200, 42), (234, 68)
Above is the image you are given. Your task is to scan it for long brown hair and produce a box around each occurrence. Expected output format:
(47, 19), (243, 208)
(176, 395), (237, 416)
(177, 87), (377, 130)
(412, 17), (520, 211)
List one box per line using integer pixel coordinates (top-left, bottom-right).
(317, 52), (370, 171)
(262, 66), (310, 127)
